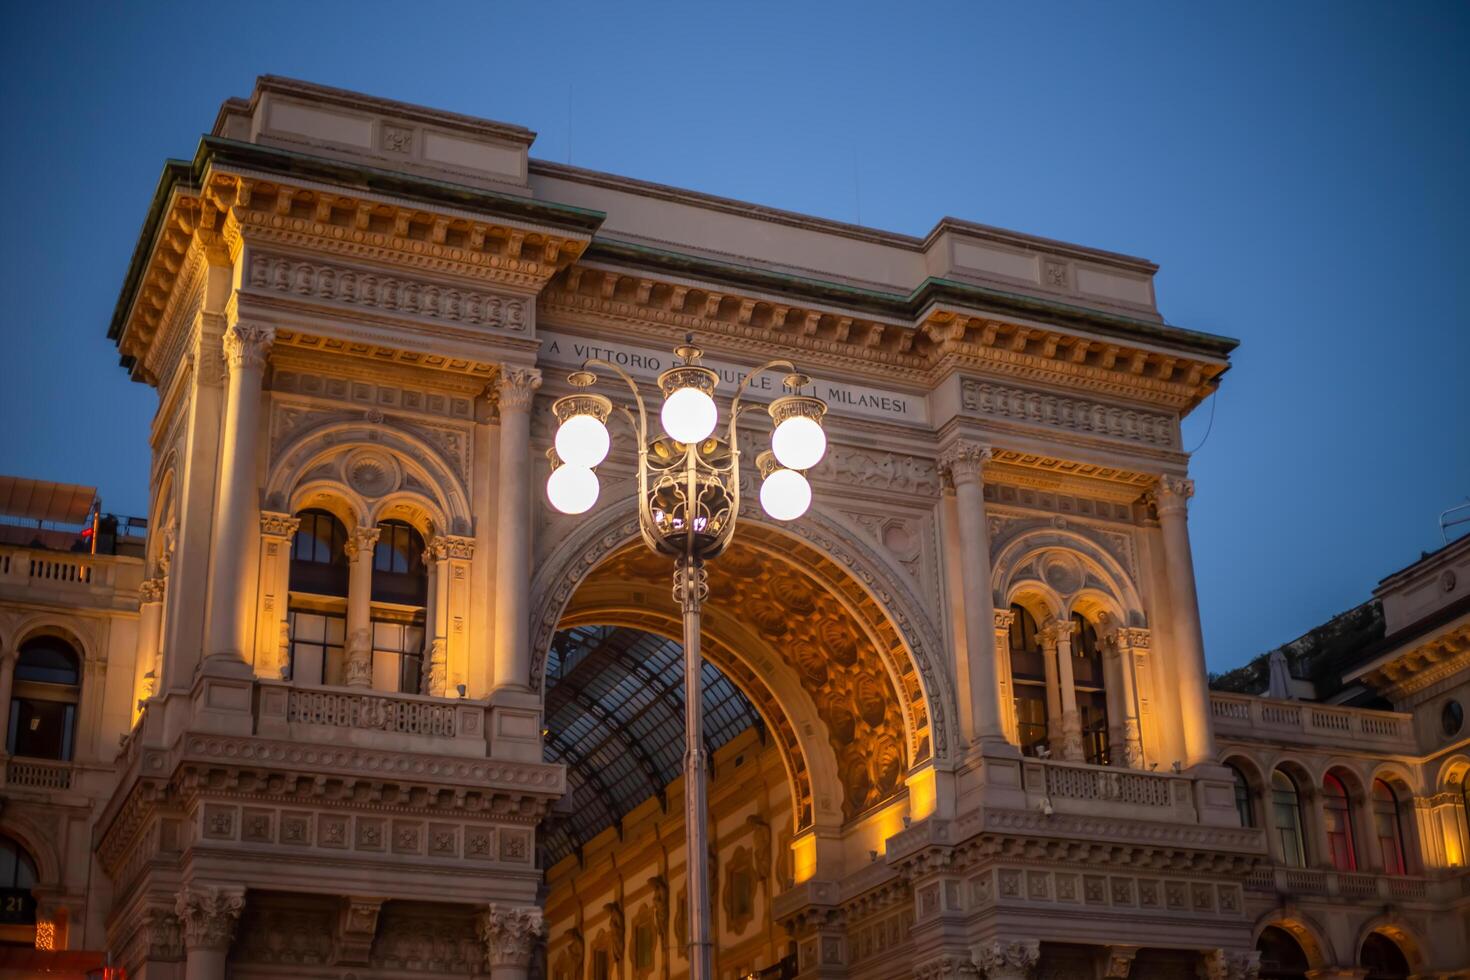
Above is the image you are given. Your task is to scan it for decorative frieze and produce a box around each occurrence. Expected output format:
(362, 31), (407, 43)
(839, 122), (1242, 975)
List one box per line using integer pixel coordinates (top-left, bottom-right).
(272, 367), (478, 421)
(248, 252), (530, 332)
(812, 448), (939, 497)
(961, 378), (1178, 449)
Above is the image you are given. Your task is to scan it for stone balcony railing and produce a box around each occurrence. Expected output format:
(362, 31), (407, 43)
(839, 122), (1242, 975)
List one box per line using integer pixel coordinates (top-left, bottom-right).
(0, 544), (142, 609)
(2, 756), (75, 791)
(1209, 692), (1416, 753)
(1020, 757), (1202, 822)
(1243, 864), (1454, 904)
(254, 680), (494, 758)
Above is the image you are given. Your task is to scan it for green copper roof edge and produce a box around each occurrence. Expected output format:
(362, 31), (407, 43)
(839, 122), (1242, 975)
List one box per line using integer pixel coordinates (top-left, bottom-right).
(587, 239), (1239, 358)
(107, 159), (198, 350)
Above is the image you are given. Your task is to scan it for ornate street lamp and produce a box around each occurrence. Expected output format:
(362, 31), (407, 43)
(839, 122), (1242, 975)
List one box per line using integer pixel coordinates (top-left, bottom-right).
(545, 338), (827, 978)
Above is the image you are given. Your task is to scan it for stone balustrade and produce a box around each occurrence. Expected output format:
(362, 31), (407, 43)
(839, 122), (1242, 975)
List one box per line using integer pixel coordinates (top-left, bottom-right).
(3, 756), (75, 790)
(1244, 864), (1440, 903)
(255, 679), (490, 757)
(1021, 757), (1201, 821)
(0, 544), (141, 609)
(1209, 692), (1415, 752)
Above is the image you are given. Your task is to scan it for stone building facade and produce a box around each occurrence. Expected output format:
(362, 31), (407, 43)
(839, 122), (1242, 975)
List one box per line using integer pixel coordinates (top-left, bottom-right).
(0, 76), (1465, 978)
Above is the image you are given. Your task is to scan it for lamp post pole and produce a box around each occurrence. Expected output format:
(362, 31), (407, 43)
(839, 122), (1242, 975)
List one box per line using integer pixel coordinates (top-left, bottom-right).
(545, 340), (827, 980)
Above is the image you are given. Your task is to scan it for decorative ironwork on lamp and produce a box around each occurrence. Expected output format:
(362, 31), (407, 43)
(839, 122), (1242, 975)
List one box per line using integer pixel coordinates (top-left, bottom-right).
(545, 336), (827, 980)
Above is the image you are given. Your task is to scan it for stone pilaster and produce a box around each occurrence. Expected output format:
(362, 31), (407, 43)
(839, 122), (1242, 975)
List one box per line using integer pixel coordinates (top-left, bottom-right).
(492, 366), (541, 692)
(479, 904), (546, 980)
(973, 939), (1040, 980)
(1152, 475), (1216, 766)
(256, 511), (299, 680)
(134, 576), (166, 707)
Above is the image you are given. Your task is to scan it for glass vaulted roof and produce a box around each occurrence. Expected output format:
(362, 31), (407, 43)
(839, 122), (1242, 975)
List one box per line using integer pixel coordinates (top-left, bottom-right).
(540, 624), (762, 866)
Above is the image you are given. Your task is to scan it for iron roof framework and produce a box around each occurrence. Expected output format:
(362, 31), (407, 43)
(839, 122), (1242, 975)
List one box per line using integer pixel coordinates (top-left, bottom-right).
(539, 624), (762, 866)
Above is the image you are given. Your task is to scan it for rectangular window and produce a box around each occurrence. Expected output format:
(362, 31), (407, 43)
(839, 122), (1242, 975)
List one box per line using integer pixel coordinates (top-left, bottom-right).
(633, 924), (654, 970)
(371, 620), (425, 694)
(593, 950), (609, 980)
(1077, 689), (1110, 766)
(288, 610), (346, 686)
(6, 699), (75, 761)
(1013, 684), (1049, 756)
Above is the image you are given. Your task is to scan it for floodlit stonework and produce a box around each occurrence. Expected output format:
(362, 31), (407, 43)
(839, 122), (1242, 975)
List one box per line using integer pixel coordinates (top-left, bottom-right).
(0, 76), (1465, 978)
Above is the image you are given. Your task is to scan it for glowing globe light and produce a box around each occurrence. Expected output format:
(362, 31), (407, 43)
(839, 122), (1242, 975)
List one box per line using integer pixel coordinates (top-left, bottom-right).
(771, 415), (827, 471)
(661, 386), (718, 444)
(547, 465), (600, 515)
(554, 413), (610, 468)
(759, 467), (811, 521)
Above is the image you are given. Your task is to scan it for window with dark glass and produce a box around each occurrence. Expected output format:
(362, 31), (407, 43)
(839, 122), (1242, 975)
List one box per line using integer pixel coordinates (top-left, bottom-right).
(290, 509), (349, 597)
(1271, 770), (1307, 868)
(593, 949), (610, 980)
(1372, 779), (1407, 875)
(1256, 925), (1309, 980)
(1072, 613), (1109, 766)
(633, 923), (655, 970)
(372, 520), (427, 605)
(1008, 605), (1049, 756)
(1230, 765), (1256, 828)
(0, 836), (39, 946)
(1359, 932), (1410, 980)
(6, 637), (81, 761)
(1323, 773), (1357, 872)
(371, 619), (425, 695)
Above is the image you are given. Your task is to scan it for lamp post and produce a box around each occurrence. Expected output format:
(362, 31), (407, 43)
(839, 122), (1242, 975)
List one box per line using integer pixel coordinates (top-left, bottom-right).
(545, 339), (827, 979)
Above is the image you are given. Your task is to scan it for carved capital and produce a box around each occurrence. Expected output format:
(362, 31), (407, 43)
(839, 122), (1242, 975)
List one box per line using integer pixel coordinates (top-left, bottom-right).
(259, 511), (301, 539)
(993, 608), (1015, 633)
(142, 905), (184, 962)
(222, 323), (274, 372)
(139, 577), (167, 604)
(433, 534), (476, 561)
(496, 366), (542, 414)
(343, 525), (381, 561)
(1200, 949), (1261, 980)
(973, 939), (1040, 979)
(479, 904), (546, 968)
(937, 442), (992, 487)
(1152, 474), (1195, 516)
(915, 953), (979, 980)
(1101, 945), (1139, 979)
(175, 886), (244, 952)
(336, 896), (384, 966)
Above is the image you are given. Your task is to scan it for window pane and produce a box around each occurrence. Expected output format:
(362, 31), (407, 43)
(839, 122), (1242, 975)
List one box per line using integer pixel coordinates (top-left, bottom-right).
(7, 698), (75, 760)
(15, 641), (80, 685)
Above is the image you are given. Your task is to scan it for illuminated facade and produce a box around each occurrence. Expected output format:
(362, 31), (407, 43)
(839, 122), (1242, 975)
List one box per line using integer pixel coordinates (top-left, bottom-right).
(0, 76), (1465, 978)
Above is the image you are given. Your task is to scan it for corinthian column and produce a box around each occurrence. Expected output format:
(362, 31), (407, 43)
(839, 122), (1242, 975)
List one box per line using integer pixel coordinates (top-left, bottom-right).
(423, 537), (451, 696)
(1045, 618), (1084, 761)
(176, 886), (244, 980)
(479, 904), (546, 980)
(133, 577), (166, 713)
(493, 366), (541, 692)
(1152, 476), (1216, 767)
(343, 525), (381, 688)
(938, 442), (1011, 752)
(973, 939), (1040, 979)
(203, 323), (273, 672)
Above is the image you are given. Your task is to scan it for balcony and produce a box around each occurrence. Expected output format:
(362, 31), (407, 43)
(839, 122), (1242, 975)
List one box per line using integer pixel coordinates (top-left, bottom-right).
(1209, 692), (1415, 753)
(1020, 757), (1204, 822)
(1244, 865), (1453, 904)
(0, 544), (142, 611)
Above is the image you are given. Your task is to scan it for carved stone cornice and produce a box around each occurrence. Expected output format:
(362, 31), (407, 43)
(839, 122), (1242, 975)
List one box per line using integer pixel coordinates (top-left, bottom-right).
(259, 511), (301, 539)
(972, 939), (1040, 979)
(496, 366), (542, 414)
(960, 377), (1179, 450)
(937, 442), (992, 487)
(479, 904), (546, 968)
(223, 323), (275, 372)
(176, 886), (245, 951)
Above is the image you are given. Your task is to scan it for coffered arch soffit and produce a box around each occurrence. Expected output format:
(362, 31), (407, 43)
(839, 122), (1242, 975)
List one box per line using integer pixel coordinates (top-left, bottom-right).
(991, 523), (1145, 628)
(556, 600), (835, 833)
(265, 418), (472, 535)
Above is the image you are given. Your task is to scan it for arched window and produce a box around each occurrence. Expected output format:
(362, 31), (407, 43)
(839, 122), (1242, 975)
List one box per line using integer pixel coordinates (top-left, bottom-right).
(0, 836), (39, 947)
(1359, 932), (1410, 980)
(1071, 612), (1109, 766)
(1007, 605), (1048, 757)
(1322, 773), (1357, 872)
(1372, 779), (1407, 875)
(6, 637), (81, 761)
(288, 509), (350, 685)
(1256, 925), (1309, 980)
(1230, 764), (1256, 828)
(369, 521), (428, 694)
(1271, 770), (1307, 868)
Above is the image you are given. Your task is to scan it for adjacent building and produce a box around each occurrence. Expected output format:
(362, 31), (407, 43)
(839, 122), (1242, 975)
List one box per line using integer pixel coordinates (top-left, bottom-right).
(0, 77), (1464, 979)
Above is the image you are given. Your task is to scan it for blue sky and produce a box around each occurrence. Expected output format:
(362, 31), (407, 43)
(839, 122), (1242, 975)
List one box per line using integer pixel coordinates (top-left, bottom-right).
(1, 1), (1465, 672)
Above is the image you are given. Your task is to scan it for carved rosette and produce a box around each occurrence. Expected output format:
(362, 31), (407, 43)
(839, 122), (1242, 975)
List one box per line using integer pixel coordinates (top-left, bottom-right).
(175, 886), (245, 952)
(1151, 474), (1195, 517)
(478, 904), (546, 968)
(259, 511), (300, 539)
(972, 939), (1040, 979)
(937, 442), (992, 487)
(222, 323), (274, 372)
(496, 366), (542, 415)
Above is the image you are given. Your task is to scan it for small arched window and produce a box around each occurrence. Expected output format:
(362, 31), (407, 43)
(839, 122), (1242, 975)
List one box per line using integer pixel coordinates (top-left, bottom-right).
(0, 835), (39, 946)
(1229, 764), (1256, 828)
(290, 509), (349, 597)
(1007, 605), (1048, 757)
(6, 636), (81, 761)
(1323, 773), (1358, 872)
(1071, 612), (1109, 766)
(1271, 770), (1307, 868)
(1372, 779), (1407, 875)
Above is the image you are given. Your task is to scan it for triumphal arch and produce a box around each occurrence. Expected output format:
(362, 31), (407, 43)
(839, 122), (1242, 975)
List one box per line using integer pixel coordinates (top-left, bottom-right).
(83, 76), (1266, 978)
